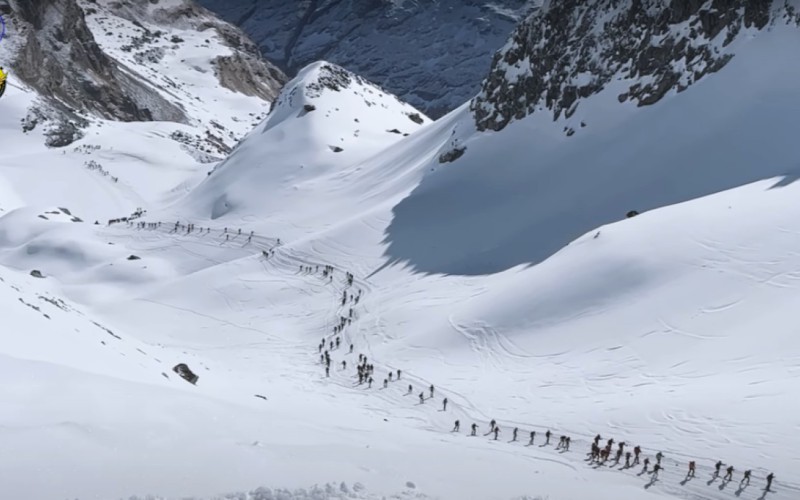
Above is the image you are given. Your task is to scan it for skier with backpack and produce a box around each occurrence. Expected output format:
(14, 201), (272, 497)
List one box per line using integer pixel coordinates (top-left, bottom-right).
(724, 465), (734, 481)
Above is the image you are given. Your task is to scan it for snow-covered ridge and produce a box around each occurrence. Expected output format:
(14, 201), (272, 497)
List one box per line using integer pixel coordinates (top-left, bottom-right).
(472, 0), (800, 131)
(185, 61), (432, 223)
(264, 62), (428, 132)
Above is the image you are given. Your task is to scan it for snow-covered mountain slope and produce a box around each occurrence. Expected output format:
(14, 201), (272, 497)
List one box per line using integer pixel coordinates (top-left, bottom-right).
(471, 0), (787, 131)
(3, 0), (285, 149)
(384, 0), (800, 275)
(2, 1), (800, 499)
(0, 214), (679, 500)
(181, 61), (432, 228)
(194, 0), (539, 117)
(0, 0), (286, 217)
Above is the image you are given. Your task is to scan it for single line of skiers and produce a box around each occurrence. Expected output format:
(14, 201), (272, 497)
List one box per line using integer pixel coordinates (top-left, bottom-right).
(131, 219), (288, 249)
(125, 220), (779, 495)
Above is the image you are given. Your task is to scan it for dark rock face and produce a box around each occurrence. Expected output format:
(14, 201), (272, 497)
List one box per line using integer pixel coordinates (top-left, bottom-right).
(10, 0), (187, 123)
(471, 0), (777, 132)
(306, 63), (359, 97)
(126, 0), (287, 100)
(213, 52), (285, 100)
(172, 363), (199, 385)
(195, 0), (537, 118)
(439, 147), (466, 164)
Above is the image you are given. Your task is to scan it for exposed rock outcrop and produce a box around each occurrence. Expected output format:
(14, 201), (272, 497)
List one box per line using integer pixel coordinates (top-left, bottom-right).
(471, 0), (784, 132)
(10, 0), (187, 123)
(195, 0), (538, 117)
(98, 0), (286, 101)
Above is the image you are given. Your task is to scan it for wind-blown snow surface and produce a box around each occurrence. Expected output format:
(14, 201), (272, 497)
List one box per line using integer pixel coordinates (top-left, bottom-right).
(1, 9), (800, 500)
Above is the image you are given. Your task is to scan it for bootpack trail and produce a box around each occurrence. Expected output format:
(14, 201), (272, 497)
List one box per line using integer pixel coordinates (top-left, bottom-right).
(104, 219), (798, 500)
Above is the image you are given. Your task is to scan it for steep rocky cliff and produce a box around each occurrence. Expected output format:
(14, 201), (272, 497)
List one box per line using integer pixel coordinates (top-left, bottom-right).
(471, 0), (799, 132)
(11, 0), (187, 124)
(195, 0), (539, 118)
(3, 0), (286, 148)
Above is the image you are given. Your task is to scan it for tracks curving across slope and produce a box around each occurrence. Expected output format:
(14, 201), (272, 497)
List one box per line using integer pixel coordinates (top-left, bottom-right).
(107, 219), (798, 500)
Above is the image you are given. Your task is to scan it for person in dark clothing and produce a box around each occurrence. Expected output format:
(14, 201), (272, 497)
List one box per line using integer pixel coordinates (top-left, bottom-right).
(642, 457), (650, 473)
(341, 360), (346, 370)
(740, 469), (750, 486)
(388, 372), (393, 382)
(397, 369), (401, 380)
(349, 344), (354, 353)
(493, 427), (500, 440)
(652, 463), (661, 479)
(529, 431), (536, 445)
(545, 430), (551, 445)
(766, 472), (774, 491)
(714, 460), (724, 477)
(383, 379), (388, 389)
(687, 461), (696, 478)
(633, 446), (641, 465)
(430, 384), (435, 398)
(557, 435), (566, 450)
(442, 398), (448, 411)
(565, 436), (571, 451)
(724, 465), (734, 481)
(625, 451), (632, 468)
(453, 420), (460, 432)
(325, 366), (330, 377)
(368, 377), (373, 388)
(407, 384), (413, 395)
(594, 434), (602, 446)
(490, 419), (497, 432)
(419, 392), (424, 404)
(655, 451), (663, 465)
(471, 423), (477, 436)
(512, 427), (518, 442)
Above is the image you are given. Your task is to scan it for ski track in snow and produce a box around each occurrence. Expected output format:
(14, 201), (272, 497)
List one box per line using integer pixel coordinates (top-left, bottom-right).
(106, 219), (799, 500)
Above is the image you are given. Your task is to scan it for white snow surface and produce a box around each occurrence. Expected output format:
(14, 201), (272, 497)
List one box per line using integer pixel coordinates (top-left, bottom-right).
(0, 8), (799, 500)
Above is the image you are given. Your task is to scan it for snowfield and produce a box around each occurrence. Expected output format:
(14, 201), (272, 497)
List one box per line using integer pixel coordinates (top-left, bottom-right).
(0, 3), (799, 500)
